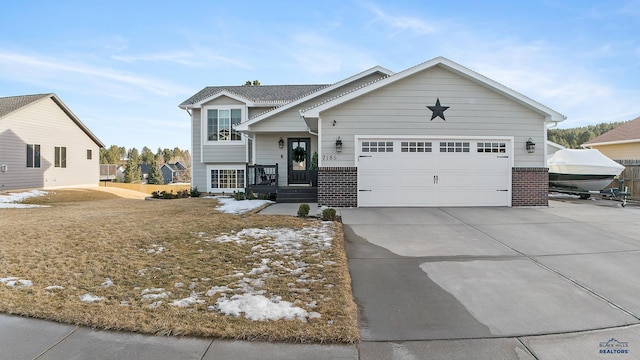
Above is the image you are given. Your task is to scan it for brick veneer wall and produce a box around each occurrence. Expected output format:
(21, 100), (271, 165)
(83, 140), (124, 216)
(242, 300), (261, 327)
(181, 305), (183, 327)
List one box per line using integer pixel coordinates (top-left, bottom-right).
(512, 167), (548, 207)
(318, 167), (358, 207)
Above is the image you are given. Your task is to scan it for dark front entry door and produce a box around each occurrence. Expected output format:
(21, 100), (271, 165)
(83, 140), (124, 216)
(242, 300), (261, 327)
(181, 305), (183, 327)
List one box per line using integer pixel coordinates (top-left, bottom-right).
(288, 138), (310, 184)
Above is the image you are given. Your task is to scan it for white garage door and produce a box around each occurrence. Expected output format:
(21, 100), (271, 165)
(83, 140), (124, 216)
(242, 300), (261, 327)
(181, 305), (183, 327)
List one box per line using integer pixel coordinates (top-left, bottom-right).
(357, 138), (512, 207)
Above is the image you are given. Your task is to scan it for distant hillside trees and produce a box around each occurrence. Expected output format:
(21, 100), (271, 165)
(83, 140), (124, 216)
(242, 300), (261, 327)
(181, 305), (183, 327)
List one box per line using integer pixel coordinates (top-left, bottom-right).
(100, 145), (191, 183)
(548, 121), (627, 149)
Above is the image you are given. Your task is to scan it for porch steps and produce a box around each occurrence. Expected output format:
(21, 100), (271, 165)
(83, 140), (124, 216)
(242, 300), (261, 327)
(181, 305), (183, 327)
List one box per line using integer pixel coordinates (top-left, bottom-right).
(276, 187), (318, 203)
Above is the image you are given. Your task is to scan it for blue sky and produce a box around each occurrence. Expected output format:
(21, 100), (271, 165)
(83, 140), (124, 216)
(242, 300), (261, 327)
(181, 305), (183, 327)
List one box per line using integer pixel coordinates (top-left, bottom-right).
(1, 1), (639, 151)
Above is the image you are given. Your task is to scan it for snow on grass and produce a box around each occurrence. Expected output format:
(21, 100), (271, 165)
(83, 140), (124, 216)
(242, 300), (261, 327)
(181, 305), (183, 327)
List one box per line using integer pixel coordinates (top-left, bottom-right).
(208, 196), (272, 214)
(49, 221), (336, 321)
(1, 277), (33, 288)
(80, 293), (104, 303)
(215, 294), (310, 321)
(45, 285), (64, 291)
(0, 190), (49, 208)
(170, 293), (205, 307)
(199, 222), (335, 321)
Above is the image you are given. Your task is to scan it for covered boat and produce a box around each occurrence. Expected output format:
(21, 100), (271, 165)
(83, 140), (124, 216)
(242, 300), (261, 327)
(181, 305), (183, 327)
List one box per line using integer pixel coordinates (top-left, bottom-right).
(548, 149), (625, 191)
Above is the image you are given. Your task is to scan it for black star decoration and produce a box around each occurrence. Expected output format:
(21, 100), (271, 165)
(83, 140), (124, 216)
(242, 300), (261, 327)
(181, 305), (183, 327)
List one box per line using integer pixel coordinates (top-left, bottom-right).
(427, 98), (449, 121)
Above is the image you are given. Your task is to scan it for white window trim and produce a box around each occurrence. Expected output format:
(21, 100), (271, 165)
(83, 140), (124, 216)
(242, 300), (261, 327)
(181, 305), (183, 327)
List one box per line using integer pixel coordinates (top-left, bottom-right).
(206, 164), (246, 193)
(202, 106), (246, 145)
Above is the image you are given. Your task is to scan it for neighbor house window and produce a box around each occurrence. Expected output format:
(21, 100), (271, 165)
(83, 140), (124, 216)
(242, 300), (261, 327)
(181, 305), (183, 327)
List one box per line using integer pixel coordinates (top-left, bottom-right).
(87, 149), (92, 159)
(26, 144), (41, 168)
(207, 108), (242, 142)
(55, 146), (67, 168)
(209, 168), (245, 191)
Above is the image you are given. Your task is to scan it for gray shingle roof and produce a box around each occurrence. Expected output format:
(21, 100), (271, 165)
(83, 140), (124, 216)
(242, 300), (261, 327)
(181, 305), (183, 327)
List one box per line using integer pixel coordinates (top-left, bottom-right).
(179, 85), (329, 107)
(0, 93), (51, 118)
(0, 93), (104, 148)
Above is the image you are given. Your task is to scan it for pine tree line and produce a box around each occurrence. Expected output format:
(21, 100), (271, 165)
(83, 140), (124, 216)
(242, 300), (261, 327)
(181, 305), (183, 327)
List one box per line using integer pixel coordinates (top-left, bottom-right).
(547, 121), (628, 149)
(99, 145), (191, 184)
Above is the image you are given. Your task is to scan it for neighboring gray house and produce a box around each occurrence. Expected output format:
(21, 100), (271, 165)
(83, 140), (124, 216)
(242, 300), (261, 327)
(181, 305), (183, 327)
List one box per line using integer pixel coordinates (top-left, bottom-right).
(180, 57), (566, 207)
(0, 93), (104, 191)
(161, 161), (187, 184)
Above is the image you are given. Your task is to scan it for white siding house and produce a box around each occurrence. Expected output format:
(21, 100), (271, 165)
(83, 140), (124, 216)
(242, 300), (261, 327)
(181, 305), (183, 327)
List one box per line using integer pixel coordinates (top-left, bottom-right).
(0, 93), (104, 191)
(180, 57), (565, 207)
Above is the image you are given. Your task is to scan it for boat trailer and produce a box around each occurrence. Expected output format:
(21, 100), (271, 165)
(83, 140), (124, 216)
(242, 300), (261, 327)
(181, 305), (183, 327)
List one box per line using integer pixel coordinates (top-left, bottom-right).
(549, 179), (629, 207)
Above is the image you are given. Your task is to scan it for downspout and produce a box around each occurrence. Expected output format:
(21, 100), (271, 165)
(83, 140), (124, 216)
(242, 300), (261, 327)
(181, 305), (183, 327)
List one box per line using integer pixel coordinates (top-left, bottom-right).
(245, 133), (256, 165)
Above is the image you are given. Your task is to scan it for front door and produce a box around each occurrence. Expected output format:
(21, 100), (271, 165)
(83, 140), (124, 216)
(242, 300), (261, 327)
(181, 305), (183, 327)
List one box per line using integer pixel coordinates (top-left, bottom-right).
(288, 138), (310, 184)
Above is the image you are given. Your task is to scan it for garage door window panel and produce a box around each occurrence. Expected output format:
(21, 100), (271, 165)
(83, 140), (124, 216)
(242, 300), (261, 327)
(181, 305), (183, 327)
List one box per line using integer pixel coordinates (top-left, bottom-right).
(401, 141), (432, 153)
(362, 141), (393, 153)
(440, 142), (469, 153)
(477, 142), (507, 153)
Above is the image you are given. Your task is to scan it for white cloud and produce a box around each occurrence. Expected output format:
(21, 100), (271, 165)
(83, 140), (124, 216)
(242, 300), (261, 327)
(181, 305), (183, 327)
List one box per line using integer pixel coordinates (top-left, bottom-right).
(0, 51), (191, 98)
(365, 3), (436, 36)
(111, 49), (250, 69)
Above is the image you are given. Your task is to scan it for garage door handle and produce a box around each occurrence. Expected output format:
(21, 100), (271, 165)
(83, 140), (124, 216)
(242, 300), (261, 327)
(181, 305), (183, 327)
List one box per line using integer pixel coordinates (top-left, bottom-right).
(497, 156), (508, 158)
(359, 189), (372, 192)
(496, 189), (509, 191)
(359, 155), (372, 158)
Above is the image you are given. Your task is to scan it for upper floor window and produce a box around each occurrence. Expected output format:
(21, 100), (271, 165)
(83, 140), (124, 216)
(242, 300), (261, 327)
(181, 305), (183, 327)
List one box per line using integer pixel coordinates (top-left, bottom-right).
(87, 149), (93, 160)
(26, 144), (41, 168)
(207, 108), (242, 142)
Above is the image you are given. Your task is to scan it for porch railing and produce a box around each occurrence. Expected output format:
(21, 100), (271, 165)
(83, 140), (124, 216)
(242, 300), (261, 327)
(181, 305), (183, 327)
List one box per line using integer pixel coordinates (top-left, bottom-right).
(246, 164), (278, 194)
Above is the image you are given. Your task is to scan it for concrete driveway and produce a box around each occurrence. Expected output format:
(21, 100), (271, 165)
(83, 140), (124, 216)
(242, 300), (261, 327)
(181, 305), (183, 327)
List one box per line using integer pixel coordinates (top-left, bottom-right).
(342, 199), (640, 359)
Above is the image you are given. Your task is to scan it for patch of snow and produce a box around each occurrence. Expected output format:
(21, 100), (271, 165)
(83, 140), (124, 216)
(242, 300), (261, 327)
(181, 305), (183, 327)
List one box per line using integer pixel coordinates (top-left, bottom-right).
(215, 294), (311, 321)
(206, 286), (230, 297)
(174, 282), (184, 288)
(144, 244), (165, 254)
(140, 288), (170, 302)
(212, 197), (273, 214)
(1, 277), (32, 288)
(0, 190), (49, 208)
(308, 312), (321, 319)
(148, 301), (163, 309)
(45, 285), (64, 291)
(101, 278), (113, 287)
(80, 293), (104, 303)
(170, 293), (205, 307)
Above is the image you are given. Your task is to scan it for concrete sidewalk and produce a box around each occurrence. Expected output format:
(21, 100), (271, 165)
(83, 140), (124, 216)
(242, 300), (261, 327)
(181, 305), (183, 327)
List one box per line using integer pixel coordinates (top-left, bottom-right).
(0, 313), (357, 359)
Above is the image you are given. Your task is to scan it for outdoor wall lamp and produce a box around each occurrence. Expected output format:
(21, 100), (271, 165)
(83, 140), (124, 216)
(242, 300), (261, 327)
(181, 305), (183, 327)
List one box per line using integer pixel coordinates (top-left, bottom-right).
(278, 137), (284, 149)
(335, 137), (343, 153)
(333, 120), (337, 126)
(526, 138), (536, 153)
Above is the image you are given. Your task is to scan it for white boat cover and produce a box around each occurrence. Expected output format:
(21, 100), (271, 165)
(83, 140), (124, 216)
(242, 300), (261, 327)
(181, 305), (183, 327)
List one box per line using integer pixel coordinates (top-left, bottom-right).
(547, 149), (625, 175)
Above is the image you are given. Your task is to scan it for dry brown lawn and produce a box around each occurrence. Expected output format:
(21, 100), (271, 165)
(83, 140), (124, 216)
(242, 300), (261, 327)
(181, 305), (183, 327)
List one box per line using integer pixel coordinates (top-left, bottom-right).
(0, 189), (359, 343)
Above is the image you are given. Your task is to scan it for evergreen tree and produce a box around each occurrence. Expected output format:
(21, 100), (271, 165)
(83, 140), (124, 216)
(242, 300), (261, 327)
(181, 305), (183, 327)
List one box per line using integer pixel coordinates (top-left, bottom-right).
(124, 157), (142, 183)
(147, 159), (164, 184)
(162, 148), (172, 163)
(127, 148), (140, 163)
(140, 146), (155, 164)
